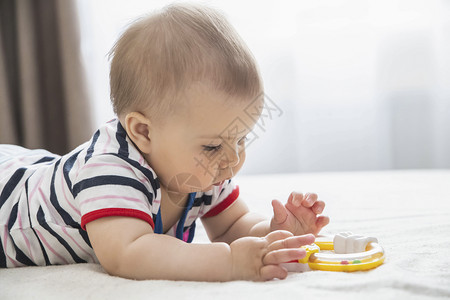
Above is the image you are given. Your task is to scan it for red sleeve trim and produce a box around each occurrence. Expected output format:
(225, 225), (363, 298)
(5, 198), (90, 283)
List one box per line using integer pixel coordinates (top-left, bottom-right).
(202, 185), (240, 218)
(81, 208), (155, 230)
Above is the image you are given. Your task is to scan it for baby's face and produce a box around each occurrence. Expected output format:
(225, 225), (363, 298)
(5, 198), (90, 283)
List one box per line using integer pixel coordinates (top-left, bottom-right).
(144, 83), (263, 195)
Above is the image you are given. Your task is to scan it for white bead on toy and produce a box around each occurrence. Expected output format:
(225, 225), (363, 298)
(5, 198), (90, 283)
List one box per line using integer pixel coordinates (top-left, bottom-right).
(333, 231), (378, 254)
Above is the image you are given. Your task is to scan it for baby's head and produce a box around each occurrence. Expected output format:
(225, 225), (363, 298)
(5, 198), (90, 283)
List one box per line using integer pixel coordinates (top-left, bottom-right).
(109, 3), (262, 124)
(109, 3), (264, 194)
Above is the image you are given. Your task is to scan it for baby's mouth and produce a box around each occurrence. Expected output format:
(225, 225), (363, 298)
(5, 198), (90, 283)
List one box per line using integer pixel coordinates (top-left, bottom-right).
(213, 180), (224, 187)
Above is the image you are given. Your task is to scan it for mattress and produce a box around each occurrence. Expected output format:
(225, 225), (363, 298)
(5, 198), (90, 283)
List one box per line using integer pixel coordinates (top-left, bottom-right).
(1, 170), (449, 300)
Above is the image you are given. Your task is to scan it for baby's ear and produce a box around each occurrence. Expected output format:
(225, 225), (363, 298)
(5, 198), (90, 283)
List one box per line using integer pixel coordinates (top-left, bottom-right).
(124, 112), (152, 154)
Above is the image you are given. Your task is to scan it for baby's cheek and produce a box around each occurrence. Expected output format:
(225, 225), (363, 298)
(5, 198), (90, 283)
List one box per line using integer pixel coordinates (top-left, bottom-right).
(194, 166), (218, 186)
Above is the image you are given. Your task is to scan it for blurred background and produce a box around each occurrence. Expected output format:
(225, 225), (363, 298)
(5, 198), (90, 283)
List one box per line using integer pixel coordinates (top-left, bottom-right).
(1, 0), (449, 174)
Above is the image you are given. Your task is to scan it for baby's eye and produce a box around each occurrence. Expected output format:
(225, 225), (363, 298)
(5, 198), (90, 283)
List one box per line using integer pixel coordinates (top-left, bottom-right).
(202, 144), (223, 152)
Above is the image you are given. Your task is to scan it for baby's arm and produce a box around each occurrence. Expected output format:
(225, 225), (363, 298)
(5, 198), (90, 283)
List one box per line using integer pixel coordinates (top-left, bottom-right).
(201, 197), (268, 243)
(86, 216), (312, 281)
(202, 193), (328, 244)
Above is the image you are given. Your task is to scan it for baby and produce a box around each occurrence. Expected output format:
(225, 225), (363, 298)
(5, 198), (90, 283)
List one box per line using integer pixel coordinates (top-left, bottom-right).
(0, 3), (329, 281)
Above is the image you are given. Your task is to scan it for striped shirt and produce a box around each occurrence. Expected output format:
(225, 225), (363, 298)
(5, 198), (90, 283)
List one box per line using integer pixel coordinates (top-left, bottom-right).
(0, 119), (239, 268)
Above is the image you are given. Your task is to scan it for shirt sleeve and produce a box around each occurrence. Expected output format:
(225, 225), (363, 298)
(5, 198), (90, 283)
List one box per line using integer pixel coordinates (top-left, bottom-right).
(201, 179), (240, 218)
(72, 154), (157, 230)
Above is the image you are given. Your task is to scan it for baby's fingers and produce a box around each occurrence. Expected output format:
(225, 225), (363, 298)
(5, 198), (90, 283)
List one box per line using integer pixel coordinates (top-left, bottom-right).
(263, 248), (306, 265)
(264, 230), (294, 244)
(312, 200), (325, 214)
(302, 193), (318, 208)
(268, 234), (315, 252)
(316, 215), (330, 230)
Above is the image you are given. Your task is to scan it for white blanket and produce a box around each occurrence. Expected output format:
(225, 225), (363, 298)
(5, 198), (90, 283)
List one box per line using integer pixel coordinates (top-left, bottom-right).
(1, 170), (449, 299)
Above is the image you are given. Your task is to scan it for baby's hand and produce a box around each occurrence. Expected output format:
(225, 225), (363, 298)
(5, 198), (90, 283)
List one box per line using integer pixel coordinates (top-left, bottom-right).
(229, 231), (314, 281)
(270, 192), (329, 236)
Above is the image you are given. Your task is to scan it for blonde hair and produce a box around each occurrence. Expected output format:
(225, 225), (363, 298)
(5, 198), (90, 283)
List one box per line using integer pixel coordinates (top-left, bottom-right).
(109, 3), (263, 122)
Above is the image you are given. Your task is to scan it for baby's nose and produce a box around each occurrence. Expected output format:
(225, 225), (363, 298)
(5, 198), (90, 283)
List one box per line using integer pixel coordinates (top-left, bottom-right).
(219, 150), (240, 169)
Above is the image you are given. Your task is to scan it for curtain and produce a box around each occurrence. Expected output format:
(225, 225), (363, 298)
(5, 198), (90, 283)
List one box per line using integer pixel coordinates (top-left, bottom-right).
(0, 0), (93, 155)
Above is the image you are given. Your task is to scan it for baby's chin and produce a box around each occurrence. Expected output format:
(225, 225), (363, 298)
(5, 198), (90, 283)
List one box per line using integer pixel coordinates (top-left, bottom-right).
(164, 173), (224, 194)
(197, 181), (223, 193)
(172, 184), (215, 194)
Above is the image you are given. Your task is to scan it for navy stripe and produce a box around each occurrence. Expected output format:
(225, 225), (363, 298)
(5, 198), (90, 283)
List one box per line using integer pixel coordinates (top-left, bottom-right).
(11, 240), (36, 266)
(50, 160), (79, 228)
(203, 194), (212, 206)
(0, 236), (6, 267)
(193, 194), (212, 207)
(33, 156), (57, 165)
(36, 237), (51, 266)
(8, 202), (19, 231)
(79, 230), (91, 248)
(35, 231), (51, 266)
(72, 175), (154, 205)
(116, 122), (129, 158)
(85, 130), (100, 163)
(50, 161), (92, 248)
(36, 207), (86, 264)
(192, 197), (203, 207)
(176, 193), (196, 240)
(25, 178), (50, 265)
(63, 150), (82, 194)
(186, 222), (196, 243)
(218, 179), (232, 197)
(0, 168), (26, 209)
(154, 208), (163, 234)
(108, 153), (160, 197)
(6, 199), (36, 266)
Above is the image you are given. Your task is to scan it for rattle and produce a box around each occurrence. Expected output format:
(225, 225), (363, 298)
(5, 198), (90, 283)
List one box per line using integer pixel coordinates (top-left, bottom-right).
(282, 232), (385, 272)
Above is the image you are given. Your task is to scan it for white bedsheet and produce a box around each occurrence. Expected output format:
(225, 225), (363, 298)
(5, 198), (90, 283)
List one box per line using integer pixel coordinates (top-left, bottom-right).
(1, 170), (449, 299)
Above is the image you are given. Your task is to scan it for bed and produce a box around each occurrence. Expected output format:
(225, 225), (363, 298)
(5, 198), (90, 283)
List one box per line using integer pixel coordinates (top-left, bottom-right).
(1, 170), (449, 299)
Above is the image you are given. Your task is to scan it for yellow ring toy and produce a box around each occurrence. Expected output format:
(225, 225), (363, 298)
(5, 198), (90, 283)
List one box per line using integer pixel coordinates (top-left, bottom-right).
(284, 232), (385, 272)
